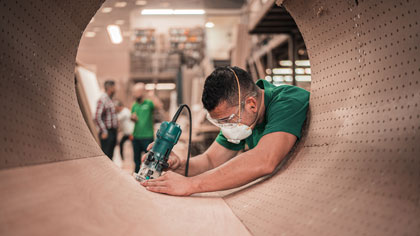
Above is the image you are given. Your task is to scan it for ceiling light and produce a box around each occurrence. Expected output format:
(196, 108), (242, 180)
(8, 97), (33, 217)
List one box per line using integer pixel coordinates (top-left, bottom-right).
(107, 25), (123, 44)
(85, 32), (96, 38)
(295, 60), (310, 66)
(296, 75), (311, 82)
(115, 2), (127, 8)
(115, 20), (125, 25)
(173, 9), (205, 15)
(295, 68), (305, 74)
(279, 60), (292, 66)
(141, 9), (205, 15)
(101, 7), (112, 13)
(136, 0), (147, 6)
(145, 83), (176, 90)
(142, 9), (173, 15)
(205, 22), (215, 28)
(272, 68), (293, 75)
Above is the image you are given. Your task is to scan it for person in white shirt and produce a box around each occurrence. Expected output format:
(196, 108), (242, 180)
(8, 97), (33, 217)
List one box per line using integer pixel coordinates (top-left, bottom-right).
(115, 100), (135, 161)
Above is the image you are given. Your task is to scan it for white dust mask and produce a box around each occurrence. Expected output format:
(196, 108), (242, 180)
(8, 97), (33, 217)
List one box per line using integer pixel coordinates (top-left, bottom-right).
(221, 123), (252, 144)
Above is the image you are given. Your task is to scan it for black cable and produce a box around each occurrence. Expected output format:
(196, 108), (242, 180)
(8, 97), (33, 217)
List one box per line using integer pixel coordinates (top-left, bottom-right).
(170, 104), (192, 177)
(184, 105), (192, 177)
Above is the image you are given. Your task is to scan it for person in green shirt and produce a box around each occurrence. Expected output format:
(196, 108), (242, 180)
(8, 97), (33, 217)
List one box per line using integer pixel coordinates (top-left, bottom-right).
(141, 67), (309, 196)
(131, 83), (163, 173)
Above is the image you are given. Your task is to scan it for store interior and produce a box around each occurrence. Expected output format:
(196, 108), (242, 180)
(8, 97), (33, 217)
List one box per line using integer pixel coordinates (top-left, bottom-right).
(74, 0), (312, 172)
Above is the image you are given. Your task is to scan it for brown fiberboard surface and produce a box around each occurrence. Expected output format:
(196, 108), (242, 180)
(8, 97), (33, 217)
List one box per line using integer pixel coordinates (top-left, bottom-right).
(224, 0), (420, 235)
(0, 156), (251, 236)
(0, 0), (104, 169)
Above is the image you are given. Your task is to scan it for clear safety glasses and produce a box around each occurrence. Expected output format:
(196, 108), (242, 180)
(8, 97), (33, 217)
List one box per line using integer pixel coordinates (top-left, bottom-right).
(206, 109), (241, 128)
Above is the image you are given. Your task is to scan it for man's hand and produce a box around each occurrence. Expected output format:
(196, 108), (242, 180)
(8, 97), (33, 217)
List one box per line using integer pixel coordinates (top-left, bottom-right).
(130, 113), (138, 122)
(141, 142), (186, 174)
(141, 171), (194, 196)
(101, 132), (108, 139)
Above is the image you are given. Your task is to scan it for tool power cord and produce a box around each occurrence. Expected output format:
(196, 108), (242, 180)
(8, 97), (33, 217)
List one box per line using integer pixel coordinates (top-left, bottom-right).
(170, 104), (192, 177)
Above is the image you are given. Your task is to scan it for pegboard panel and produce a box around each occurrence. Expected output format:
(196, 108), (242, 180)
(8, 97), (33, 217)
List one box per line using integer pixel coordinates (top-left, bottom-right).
(225, 0), (420, 235)
(0, 0), (104, 169)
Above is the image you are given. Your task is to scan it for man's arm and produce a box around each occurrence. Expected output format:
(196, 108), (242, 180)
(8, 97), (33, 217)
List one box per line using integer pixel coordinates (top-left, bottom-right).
(180, 141), (238, 177)
(142, 131), (296, 195)
(148, 92), (163, 110)
(94, 99), (107, 135)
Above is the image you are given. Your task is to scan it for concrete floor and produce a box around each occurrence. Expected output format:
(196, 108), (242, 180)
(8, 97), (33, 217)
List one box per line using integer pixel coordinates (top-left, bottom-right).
(112, 141), (136, 175)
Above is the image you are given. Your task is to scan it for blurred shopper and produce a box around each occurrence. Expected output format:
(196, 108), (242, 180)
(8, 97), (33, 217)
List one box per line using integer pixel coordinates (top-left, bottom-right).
(131, 83), (163, 173)
(94, 80), (118, 160)
(115, 100), (135, 161)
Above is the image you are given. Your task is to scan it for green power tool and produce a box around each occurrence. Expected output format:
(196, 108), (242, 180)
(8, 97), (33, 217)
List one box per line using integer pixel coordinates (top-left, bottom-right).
(135, 104), (191, 182)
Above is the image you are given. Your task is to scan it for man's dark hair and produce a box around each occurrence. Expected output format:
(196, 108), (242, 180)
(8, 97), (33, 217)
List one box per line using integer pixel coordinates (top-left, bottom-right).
(202, 66), (258, 111)
(104, 80), (115, 91)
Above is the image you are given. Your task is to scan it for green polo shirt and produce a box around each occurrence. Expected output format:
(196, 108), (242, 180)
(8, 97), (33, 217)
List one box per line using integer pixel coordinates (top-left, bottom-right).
(215, 79), (310, 151)
(131, 99), (155, 139)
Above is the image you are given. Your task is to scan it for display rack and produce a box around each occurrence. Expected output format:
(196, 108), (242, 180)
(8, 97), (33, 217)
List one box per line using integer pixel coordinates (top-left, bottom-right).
(169, 27), (205, 68)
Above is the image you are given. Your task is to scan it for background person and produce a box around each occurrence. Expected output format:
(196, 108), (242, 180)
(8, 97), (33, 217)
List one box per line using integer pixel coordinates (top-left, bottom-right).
(115, 100), (135, 162)
(131, 83), (163, 173)
(94, 80), (118, 160)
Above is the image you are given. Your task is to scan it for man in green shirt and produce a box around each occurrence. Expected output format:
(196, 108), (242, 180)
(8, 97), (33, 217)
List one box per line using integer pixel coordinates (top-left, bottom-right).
(141, 67), (309, 196)
(131, 83), (163, 173)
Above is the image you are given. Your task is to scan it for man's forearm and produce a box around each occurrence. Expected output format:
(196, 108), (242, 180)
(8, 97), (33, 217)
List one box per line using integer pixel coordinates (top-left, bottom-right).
(185, 153), (213, 177)
(190, 149), (273, 193)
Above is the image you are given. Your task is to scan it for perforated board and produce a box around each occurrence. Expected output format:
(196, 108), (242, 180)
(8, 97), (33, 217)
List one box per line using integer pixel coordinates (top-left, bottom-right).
(0, 0), (104, 169)
(224, 0), (420, 235)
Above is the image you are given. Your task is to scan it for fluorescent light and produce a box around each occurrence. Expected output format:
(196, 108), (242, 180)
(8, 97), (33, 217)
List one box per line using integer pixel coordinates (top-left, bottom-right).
(272, 68), (293, 75)
(279, 60), (311, 67)
(145, 83), (176, 90)
(101, 7), (112, 13)
(296, 60), (310, 66)
(273, 76), (283, 82)
(173, 9), (205, 15)
(136, 0), (147, 5)
(115, 2), (127, 8)
(142, 9), (173, 15)
(115, 20), (125, 25)
(296, 75), (311, 82)
(295, 68), (305, 74)
(205, 22), (215, 28)
(279, 60), (292, 66)
(284, 76), (293, 82)
(141, 9), (205, 15)
(85, 32), (96, 38)
(107, 25), (123, 44)
(305, 68), (311, 74)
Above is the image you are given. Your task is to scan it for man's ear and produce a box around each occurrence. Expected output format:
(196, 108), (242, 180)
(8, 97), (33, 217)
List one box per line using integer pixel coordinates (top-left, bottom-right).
(245, 96), (258, 112)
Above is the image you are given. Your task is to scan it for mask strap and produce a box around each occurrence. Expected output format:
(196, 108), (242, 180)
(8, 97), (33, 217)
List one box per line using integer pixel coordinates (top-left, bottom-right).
(228, 67), (241, 120)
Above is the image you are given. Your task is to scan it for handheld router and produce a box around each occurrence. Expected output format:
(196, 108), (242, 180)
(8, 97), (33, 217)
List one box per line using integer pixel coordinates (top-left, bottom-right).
(135, 104), (191, 182)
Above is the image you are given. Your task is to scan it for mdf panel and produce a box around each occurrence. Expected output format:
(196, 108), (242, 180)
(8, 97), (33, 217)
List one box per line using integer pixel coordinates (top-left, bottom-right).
(224, 0), (420, 235)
